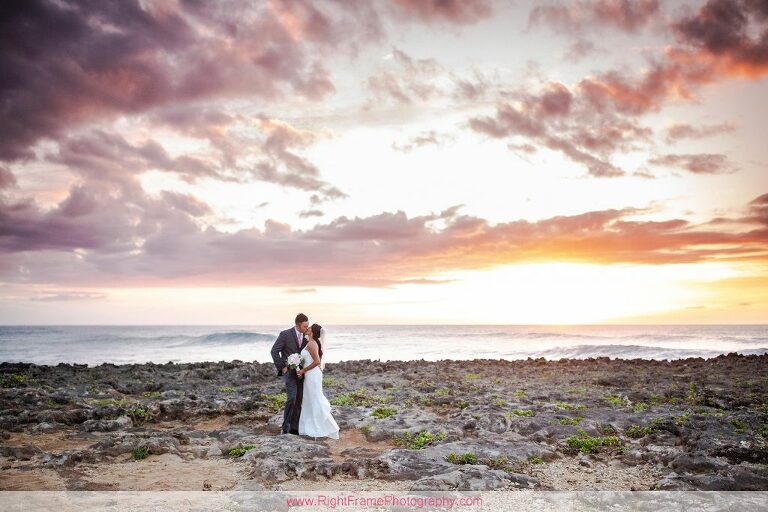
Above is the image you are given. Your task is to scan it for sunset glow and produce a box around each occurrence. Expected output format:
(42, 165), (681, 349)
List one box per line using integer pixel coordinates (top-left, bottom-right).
(1, 0), (767, 324)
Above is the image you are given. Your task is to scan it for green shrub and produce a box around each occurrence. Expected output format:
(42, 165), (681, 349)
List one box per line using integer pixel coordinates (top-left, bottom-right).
(142, 391), (161, 398)
(603, 394), (626, 407)
(371, 407), (396, 419)
(260, 393), (287, 413)
(554, 402), (587, 411)
(528, 455), (544, 464)
(227, 444), (257, 457)
(731, 418), (747, 433)
(330, 388), (388, 407)
(392, 431), (446, 449)
(446, 452), (477, 465)
(566, 429), (620, 454)
(0, 373), (27, 388)
(506, 409), (534, 418)
(482, 456), (515, 472)
(218, 386), (235, 393)
(558, 416), (584, 426)
(126, 406), (154, 425)
(625, 424), (656, 439)
(757, 425), (768, 438)
(687, 382), (699, 406)
(132, 447), (149, 460)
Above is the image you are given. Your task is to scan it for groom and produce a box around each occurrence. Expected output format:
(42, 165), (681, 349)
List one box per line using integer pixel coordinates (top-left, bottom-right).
(270, 313), (310, 435)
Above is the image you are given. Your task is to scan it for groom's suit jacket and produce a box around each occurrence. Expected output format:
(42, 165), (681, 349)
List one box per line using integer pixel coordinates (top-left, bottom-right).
(270, 327), (308, 378)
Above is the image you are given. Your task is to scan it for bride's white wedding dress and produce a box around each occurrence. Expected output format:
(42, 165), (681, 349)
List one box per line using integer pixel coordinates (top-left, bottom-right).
(298, 347), (339, 439)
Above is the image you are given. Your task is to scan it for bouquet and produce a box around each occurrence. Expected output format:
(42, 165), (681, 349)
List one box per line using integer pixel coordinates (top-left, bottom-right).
(287, 353), (303, 378)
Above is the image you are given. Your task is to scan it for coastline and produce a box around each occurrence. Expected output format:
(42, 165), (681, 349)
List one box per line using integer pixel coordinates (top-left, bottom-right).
(1, 354), (767, 491)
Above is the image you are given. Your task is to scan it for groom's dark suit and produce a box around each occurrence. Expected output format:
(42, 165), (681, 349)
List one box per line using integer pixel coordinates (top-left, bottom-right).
(270, 327), (308, 434)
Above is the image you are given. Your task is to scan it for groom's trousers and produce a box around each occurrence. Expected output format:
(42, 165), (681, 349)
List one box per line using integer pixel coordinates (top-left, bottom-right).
(282, 370), (304, 434)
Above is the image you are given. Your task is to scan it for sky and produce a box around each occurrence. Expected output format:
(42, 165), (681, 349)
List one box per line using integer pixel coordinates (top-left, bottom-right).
(0, 0), (767, 325)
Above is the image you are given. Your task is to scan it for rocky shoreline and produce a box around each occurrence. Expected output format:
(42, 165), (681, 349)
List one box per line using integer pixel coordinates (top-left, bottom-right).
(1, 354), (767, 491)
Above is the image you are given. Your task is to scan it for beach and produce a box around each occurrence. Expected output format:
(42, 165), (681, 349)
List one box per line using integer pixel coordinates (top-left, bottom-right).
(1, 354), (767, 492)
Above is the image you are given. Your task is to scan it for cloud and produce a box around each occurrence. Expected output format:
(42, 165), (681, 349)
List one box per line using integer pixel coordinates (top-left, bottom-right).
(3, 188), (768, 288)
(283, 287), (317, 294)
(664, 122), (737, 142)
(0, 166), (16, 189)
(30, 291), (108, 302)
(672, 0), (768, 79)
(366, 48), (495, 107)
(390, 0), (493, 25)
(468, 81), (653, 177)
(299, 210), (324, 218)
(392, 130), (454, 152)
(529, 0), (660, 34)
(0, 0), (396, 164)
(648, 153), (736, 174)
(563, 39), (599, 62)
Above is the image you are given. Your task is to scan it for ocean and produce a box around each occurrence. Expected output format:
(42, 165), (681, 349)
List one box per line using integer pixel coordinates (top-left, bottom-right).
(0, 324), (766, 366)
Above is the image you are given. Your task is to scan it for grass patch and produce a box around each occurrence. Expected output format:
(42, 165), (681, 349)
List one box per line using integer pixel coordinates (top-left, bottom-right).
(513, 389), (526, 399)
(687, 382), (700, 406)
(392, 431), (446, 450)
(0, 373), (27, 388)
(602, 394), (627, 407)
(506, 409), (535, 418)
(632, 402), (649, 413)
(625, 424), (657, 439)
(457, 399), (470, 409)
(132, 447), (149, 461)
(673, 411), (692, 426)
(446, 452), (477, 465)
(528, 455), (544, 464)
(322, 377), (337, 387)
(731, 418), (747, 433)
(492, 397), (506, 407)
(218, 386), (235, 393)
(554, 402), (587, 411)
(361, 425), (371, 436)
(464, 373), (480, 381)
(330, 388), (389, 407)
(435, 388), (450, 397)
(370, 406), (397, 419)
(565, 428), (620, 454)
(758, 425), (768, 438)
(126, 406), (154, 425)
(260, 393), (287, 413)
(227, 444), (257, 457)
(558, 416), (584, 426)
(482, 456), (516, 473)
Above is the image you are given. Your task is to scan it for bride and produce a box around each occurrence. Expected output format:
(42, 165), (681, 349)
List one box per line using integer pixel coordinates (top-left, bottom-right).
(296, 323), (339, 439)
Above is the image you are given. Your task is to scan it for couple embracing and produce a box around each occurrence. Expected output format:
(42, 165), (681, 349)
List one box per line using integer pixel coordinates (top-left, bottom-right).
(270, 313), (339, 439)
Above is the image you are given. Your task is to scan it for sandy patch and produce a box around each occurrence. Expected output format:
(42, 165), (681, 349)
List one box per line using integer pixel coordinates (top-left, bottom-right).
(78, 453), (247, 491)
(4, 430), (96, 452)
(0, 465), (68, 490)
(529, 457), (664, 490)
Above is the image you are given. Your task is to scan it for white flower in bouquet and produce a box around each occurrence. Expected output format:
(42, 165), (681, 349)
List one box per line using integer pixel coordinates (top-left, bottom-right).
(287, 353), (301, 369)
(287, 353), (303, 378)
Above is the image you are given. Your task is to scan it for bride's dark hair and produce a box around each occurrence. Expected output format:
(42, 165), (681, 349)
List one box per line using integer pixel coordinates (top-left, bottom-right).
(310, 323), (323, 359)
